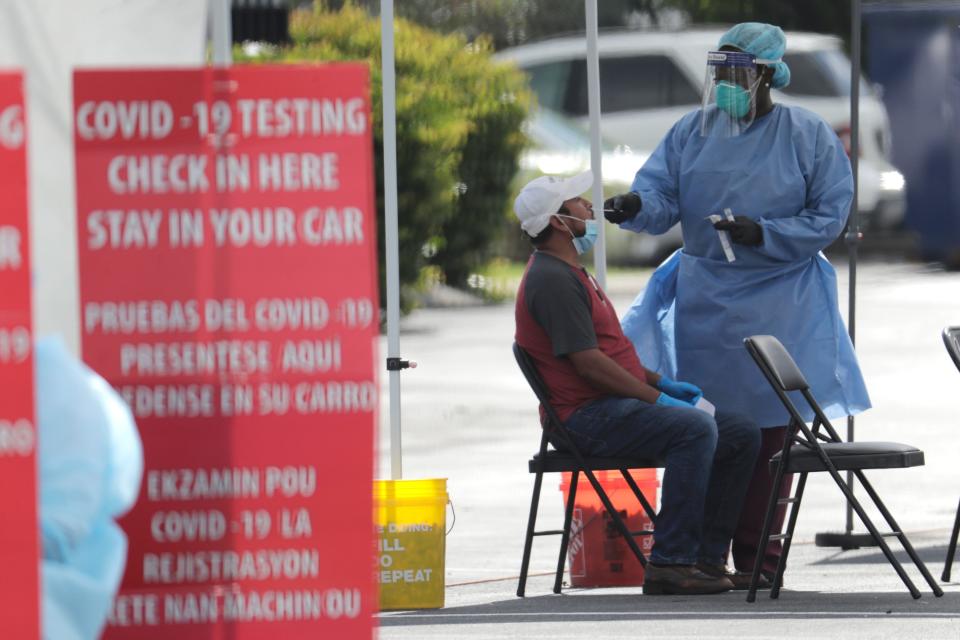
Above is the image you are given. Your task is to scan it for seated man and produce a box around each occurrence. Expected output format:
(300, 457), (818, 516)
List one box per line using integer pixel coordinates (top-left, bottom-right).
(513, 171), (761, 595)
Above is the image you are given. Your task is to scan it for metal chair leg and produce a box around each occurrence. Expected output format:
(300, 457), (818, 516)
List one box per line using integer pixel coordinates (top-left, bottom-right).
(748, 459), (790, 603)
(853, 470), (943, 596)
(581, 469), (648, 566)
(943, 497), (960, 582)
(620, 467), (657, 528)
(517, 468), (545, 597)
(554, 471), (579, 593)
(823, 465), (921, 599)
(770, 473), (806, 599)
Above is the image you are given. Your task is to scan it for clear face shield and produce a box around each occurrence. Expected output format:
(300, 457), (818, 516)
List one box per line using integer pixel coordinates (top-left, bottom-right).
(700, 51), (766, 138)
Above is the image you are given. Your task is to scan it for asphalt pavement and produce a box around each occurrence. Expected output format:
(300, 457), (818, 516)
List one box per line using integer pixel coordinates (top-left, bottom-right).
(374, 259), (960, 639)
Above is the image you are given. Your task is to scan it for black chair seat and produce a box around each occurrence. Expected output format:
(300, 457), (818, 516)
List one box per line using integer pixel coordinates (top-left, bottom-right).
(771, 441), (924, 473)
(530, 450), (663, 474)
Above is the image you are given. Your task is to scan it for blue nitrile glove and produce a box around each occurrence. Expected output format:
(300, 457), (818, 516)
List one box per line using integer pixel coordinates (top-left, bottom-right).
(656, 376), (703, 404)
(655, 392), (696, 409)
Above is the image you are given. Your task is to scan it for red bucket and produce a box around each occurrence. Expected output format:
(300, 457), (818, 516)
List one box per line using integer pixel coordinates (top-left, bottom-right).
(559, 469), (658, 587)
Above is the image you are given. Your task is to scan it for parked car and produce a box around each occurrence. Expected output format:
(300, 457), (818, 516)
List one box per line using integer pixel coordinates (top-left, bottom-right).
(517, 108), (683, 264)
(497, 28), (907, 245)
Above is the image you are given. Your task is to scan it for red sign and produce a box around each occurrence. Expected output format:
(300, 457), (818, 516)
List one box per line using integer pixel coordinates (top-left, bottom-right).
(74, 66), (378, 639)
(0, 70), (39, 639)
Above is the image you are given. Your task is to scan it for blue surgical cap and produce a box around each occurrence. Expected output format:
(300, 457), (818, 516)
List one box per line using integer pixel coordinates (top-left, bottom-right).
(718, 22), (791, 89)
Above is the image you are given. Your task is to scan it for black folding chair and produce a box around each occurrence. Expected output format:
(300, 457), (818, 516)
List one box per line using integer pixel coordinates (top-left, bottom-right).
(941, 326), (960, 582)
(743, 335), (943, 602)
(512, 342), (662, 596)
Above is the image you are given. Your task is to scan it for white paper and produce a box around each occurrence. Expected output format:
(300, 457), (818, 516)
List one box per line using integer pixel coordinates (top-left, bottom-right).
(695, 396), (716, 417)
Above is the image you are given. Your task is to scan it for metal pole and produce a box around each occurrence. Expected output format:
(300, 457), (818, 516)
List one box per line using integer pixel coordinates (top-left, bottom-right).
(815, 0), (875, 550)
(845, 0), (862, 539)
(584, 0), (607, 288)
(381, 0), (403, 480)
(209, 0), (233, 65)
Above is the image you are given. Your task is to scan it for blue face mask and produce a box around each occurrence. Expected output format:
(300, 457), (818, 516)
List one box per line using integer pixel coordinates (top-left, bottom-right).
(555, 214), (598, 255)
(715, 81), (751, 119)
(573, 219), (598, 255)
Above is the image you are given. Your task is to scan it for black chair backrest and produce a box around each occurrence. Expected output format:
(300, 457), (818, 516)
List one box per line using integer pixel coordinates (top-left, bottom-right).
(944, 327), (960, 373)
(745, 334), (845, 442)
(513, 342), (566, 431)
(744, 335), (809, 391)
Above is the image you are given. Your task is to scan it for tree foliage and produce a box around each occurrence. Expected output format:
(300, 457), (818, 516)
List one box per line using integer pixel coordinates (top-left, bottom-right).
(343, 0), (853, 51)
(336, 0), (655, 49)
(674, 0), (849, 38)
(241, 3), (532, 307)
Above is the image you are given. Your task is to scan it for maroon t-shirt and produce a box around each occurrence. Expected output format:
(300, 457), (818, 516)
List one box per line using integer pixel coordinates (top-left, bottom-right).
(515, 252), (647, 421)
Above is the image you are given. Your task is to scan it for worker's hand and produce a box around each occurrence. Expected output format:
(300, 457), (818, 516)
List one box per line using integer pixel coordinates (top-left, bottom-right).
(603, 192), (642, 224)
(713, 216), (763, 246)
(654, 392), (696, 409)
(656, 376), (703, 404)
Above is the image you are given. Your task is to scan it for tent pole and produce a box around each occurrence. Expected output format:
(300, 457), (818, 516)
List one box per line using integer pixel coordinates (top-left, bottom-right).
(585, 0), (607, 288)
(845, 0), (862, 540)
(209, 0), (232, 65)
(381, 0), (403, 480)
(815, 0), (876, 550)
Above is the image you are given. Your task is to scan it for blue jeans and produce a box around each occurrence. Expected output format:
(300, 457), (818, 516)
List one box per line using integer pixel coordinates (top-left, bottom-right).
(560, 397), (760, 565)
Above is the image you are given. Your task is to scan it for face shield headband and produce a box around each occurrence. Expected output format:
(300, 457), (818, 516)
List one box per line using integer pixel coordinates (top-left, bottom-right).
(700, 51), (777, 138)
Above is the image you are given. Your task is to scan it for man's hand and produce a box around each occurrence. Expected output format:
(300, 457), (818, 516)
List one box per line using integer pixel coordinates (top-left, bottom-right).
(603, 192), (642, 224)
(655, 393), (696, 409)
(656, 376), (703, 404)
(713, 216), (763, 246)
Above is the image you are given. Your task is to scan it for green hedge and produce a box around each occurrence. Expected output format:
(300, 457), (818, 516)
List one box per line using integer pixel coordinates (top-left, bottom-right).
(240, 4), (532, 308)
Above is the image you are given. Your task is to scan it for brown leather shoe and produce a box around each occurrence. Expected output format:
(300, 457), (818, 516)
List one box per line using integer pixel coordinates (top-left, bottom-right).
(642, 564), (733, 595)
(696, 562), (773, 591)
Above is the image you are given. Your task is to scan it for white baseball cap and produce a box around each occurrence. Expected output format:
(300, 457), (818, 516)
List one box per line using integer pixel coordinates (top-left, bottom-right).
(513, 170), (593, 236)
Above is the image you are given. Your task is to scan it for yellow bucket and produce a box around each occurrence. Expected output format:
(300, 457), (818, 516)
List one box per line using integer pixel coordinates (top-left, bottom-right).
(374, 478), (448, 610)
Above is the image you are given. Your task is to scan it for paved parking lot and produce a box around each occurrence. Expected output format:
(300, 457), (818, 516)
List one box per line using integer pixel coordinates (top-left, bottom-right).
(375, 260), (960, 639)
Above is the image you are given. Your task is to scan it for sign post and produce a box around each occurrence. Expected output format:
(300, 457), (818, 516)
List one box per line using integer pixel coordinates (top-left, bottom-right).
(0, 70), (39, 639)
(74, 65), (378, 639)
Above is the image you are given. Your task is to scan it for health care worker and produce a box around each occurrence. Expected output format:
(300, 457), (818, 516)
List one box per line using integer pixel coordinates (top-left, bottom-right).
(38, 337), (143, 640)
(603, 23), (871, 579)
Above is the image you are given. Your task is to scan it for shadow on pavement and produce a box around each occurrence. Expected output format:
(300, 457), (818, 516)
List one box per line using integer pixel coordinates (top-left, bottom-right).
(811, 543), (949, 567)
(378, 591), (960, 627)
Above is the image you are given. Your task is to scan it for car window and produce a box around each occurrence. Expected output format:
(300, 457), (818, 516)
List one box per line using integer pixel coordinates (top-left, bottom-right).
(560, 55), (700, 116)
(525, 61), (573, 112)
(780, 50), (872, 98)
(779, 52), (839, 97)
(815, 49), (873, 97)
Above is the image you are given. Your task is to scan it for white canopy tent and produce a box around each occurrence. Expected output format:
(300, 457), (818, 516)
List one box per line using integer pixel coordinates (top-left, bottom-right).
(0, 0), (208, 355)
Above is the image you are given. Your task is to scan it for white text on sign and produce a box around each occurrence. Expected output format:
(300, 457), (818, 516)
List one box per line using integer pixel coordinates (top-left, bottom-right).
(108, 588), (362, 625)
(0, 104), (24, 149)
(86, 207), (364, 249)
(116, 380), (377, 418)
(75, 98), (368, 141)
(0, 226), (22, 269)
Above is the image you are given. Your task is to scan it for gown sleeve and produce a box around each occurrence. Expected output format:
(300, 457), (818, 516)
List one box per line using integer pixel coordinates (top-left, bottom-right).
(621, 115), (693, 235)
(756, 118), (853, 262)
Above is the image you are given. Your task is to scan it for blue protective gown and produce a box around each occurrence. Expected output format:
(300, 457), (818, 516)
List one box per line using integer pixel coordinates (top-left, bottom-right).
(37, 337), (143, 640)
(619, 104), (871, 428)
